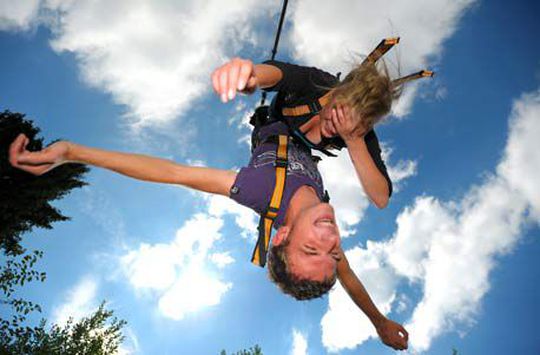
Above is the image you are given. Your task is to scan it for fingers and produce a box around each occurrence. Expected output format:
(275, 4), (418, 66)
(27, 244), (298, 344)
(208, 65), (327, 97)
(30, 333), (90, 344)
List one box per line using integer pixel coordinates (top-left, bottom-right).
(227, 62), (240, 101)
(8, 134), (26, 166)
(212, 58), (254, 103)
(218, 67), (228, 102)
(399, 325), (409, 342)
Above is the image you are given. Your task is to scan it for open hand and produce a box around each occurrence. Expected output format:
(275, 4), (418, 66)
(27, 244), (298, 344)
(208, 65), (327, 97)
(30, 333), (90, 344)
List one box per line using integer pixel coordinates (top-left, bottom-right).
(211, 57), (258, 103)
(376, 318), (409, 351)
(8, 133), (71, 176)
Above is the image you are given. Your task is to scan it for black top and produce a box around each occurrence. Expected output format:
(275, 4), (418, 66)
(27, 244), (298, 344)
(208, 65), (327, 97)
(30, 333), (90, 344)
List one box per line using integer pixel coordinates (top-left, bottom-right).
(262, 60), (393, 196)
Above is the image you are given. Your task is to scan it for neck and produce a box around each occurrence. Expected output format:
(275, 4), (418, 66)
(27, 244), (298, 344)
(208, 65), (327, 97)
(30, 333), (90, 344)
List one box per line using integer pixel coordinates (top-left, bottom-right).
(284, 185), (320, 225)
(299, 114), (322, 144)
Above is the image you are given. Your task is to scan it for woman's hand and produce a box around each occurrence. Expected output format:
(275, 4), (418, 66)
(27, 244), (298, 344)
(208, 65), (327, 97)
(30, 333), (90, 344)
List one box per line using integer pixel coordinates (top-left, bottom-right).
(211, 57), (258, 103)
(375, 317), (409, 351)
(331, 104), (368, 142)
(8, 133), (71, 176)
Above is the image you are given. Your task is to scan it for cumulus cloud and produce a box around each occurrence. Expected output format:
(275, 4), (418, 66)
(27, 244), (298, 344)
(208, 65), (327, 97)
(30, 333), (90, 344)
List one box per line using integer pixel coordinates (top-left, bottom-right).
(321, 243), (398, 351)
(1, 0), (277, 125)
(291, 328), (308, 355)
(207, 194), (259, 240)
(321, 89), (540, 352)
(288, 0), (477, 117)
(51, 276), (99, 325)
(121, 213), (233, 320)
(0, 0), (40, 31)
(318, 144), (417, 236)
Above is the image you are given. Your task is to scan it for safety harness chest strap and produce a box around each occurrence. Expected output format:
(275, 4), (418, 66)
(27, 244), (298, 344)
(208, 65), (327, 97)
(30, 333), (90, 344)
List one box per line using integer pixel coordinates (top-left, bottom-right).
(251, 135), (289, 267)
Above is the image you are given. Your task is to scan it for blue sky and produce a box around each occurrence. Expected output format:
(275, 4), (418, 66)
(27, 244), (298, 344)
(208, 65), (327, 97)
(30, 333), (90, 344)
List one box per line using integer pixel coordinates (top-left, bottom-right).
(1, 0), (539, 354)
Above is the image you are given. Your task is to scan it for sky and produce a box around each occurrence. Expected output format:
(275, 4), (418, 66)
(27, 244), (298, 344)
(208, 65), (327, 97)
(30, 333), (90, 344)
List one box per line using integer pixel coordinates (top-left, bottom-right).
(1, 0), (539, 354)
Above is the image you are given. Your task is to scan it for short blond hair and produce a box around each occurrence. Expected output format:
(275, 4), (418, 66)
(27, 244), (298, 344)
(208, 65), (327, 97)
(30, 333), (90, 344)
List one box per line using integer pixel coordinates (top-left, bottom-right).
(331, 61), (401, 133)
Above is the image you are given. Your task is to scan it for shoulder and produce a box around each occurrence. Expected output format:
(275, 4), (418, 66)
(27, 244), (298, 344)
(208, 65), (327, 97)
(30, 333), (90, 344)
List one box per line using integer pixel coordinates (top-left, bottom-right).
(262, 60), (338, 93)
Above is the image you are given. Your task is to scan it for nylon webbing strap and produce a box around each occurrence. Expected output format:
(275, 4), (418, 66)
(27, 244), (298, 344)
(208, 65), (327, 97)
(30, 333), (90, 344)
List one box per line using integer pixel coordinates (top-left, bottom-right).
(251, 135), (289, 267)
(362, 37), (400, 66)
(393, 70), (435, 86)
(282, 91), (333, 117)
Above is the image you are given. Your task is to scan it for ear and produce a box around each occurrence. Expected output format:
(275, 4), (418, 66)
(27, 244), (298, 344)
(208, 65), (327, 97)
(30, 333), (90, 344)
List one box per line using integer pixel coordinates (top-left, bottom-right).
(272, 226), (290, 246)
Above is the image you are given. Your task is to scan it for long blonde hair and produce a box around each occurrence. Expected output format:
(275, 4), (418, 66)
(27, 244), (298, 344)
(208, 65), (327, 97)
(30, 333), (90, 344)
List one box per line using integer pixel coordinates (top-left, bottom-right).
(330, 60), (401, 133)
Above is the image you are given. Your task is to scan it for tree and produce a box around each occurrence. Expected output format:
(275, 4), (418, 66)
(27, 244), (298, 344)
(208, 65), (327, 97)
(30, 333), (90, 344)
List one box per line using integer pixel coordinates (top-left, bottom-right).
(1, 301), (126, 355)
(0, 110), (88, 256)
(0, 250), (126, 355)
(220, 345), (263, 355)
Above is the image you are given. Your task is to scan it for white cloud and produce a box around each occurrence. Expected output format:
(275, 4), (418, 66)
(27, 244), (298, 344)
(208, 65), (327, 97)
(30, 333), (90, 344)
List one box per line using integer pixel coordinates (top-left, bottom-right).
(291, 328), (308, 355)
(158, 265), (232, 320)
(288, 0), (478, 117)
(210, 252), (235, 269)
(51, 276), (98, 326)
(121, 212), (235, 320)
(321, 243), (397, 352)
(0, 0), (40, 31)
(207, 194), (259, 240)
(7, 0), (274, 127)
(318, 144), (417, 236)
(321, 89), (540, 352)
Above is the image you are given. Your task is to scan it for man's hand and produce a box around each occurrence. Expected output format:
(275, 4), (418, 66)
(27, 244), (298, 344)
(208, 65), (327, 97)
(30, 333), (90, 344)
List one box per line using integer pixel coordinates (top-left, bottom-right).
(331, 104), (368, 142)
(375, 318), (409, 351)
(211, 57), (258, 103)
(8, 133), (71, 176)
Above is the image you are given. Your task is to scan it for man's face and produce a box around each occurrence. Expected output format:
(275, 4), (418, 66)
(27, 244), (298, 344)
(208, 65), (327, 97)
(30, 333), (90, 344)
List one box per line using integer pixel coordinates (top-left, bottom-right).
(283, 203), (342, 281)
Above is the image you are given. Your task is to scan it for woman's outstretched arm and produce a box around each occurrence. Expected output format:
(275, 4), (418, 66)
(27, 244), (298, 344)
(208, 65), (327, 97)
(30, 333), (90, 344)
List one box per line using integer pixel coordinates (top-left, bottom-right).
(9, 134), (237, 196)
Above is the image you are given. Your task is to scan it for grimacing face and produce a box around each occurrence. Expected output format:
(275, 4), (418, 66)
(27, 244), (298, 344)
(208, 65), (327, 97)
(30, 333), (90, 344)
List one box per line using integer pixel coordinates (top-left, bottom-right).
(273, 203), (342, 281)
(319, 101), (339, 138)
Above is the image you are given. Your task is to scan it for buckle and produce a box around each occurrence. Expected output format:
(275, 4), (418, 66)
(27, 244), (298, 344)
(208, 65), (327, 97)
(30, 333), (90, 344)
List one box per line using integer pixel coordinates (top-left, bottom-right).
(274, 157), (288, 168)
(265, 206), (279, 219)
(308, 101), (322, 113)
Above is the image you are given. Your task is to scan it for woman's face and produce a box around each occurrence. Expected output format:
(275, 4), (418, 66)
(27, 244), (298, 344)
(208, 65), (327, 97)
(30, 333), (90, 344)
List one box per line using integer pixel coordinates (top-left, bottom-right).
(319, 102), (338, 138)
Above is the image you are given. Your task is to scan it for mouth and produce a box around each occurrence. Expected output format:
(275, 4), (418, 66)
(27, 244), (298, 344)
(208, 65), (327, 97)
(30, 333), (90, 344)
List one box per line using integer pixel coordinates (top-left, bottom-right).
(315, 215), (335, 227)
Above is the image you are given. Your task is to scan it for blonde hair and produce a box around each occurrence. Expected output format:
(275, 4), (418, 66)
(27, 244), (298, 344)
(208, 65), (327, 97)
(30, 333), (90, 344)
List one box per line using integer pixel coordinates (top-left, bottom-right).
(330, 60), (401, 133)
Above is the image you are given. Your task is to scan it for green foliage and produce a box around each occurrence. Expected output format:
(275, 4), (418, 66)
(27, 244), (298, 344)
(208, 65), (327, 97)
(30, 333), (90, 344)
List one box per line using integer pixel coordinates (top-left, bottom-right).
(1, 302), (127, 355)
(0, 110), (88, 256)
(0, 250), (126, 355)
(0, 250), (46, 343)
(220, 344), (263, 355)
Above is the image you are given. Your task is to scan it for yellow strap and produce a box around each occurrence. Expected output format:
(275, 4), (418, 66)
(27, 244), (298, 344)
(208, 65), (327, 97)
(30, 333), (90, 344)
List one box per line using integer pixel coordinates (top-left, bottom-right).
(281, 38), (398, 118)
(362, 37), (400, 66)
(393, 70), (434, 86)
(282, 91), (333, 117)
(251, 135), (289, 267)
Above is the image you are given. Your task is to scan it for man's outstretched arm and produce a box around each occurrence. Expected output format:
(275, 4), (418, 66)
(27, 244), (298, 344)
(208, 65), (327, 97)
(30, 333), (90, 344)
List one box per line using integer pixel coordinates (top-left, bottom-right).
(9, 134), (237, 196)
(337, 250), (408, 351)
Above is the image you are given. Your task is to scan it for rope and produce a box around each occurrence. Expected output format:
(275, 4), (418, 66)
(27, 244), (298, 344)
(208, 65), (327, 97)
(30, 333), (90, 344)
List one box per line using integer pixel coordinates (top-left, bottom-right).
(260, 0), (289, 106)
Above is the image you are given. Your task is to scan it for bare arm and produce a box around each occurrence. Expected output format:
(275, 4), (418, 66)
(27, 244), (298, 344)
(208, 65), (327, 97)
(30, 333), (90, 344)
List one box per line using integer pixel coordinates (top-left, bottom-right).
(9, 134), (237, 196)
(337, 251), (408, 351)
(331, 105), (390, 208)
(211, 58), (282, 102)
(344, 137), (390, 208)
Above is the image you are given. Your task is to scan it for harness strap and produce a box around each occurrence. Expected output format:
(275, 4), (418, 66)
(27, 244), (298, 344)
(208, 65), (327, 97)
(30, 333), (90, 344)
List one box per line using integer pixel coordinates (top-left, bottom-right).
(393, 70), (435, 86)
(361, 37), (400, 66)
(281, 91), (333, 117)
(251, 135), (289, 267)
